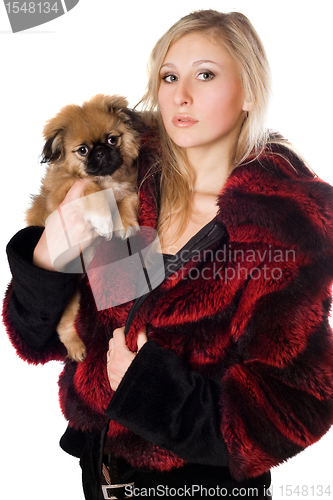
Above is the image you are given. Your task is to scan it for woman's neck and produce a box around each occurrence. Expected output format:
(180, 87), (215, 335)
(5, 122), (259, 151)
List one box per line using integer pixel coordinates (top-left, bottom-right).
(185, 142), (234, 196)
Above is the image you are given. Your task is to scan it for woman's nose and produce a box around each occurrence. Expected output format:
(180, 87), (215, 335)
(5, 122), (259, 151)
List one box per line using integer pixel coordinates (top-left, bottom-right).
(173, 81), (193, 106)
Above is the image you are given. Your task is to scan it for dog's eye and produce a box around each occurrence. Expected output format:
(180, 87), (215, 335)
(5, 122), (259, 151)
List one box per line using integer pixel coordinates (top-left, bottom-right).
(77, 146), (89, 156)
(107, 136), (119, 146)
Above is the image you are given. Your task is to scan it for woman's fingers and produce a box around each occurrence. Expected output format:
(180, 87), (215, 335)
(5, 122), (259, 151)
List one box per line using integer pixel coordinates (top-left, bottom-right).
(112, 327), (127, 348)
(41, 180), (104, 271)
(60, 179), (91, 206)
(107, 328), (148, 391)
(137, 331), (148, 351)
(110, 327), (147, 352)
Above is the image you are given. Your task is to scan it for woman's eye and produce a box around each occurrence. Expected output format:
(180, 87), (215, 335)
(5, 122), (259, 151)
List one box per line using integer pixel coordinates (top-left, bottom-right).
(77, 146), (89, 156)
(162, 74), (178, 83)
(197, 72), (214, 81)
(108, 136), (119, 146)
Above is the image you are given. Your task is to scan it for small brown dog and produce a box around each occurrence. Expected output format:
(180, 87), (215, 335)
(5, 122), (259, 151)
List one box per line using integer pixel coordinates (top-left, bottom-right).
(26, 94), (144, 361)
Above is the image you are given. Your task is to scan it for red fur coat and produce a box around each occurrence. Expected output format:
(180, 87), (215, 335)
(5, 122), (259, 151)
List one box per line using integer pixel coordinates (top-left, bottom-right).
(3, 144), (333, 482)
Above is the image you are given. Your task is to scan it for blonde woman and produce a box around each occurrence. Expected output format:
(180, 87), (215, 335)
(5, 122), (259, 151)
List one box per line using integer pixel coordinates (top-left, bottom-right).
(4, 10), (333, 500)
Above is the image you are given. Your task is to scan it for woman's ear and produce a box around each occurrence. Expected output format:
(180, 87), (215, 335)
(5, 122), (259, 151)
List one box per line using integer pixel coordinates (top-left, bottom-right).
(242, 100), (253, 112)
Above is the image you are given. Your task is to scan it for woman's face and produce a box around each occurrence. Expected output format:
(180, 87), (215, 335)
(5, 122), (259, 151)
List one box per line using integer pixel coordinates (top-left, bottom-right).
(158, 33), (249, 154)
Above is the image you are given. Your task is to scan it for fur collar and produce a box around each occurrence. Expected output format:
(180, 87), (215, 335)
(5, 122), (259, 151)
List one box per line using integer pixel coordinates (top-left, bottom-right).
(217, 150), (333, 256)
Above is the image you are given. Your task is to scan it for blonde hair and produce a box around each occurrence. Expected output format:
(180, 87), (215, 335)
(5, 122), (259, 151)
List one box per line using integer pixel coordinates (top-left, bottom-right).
(139, 10), (291, 240)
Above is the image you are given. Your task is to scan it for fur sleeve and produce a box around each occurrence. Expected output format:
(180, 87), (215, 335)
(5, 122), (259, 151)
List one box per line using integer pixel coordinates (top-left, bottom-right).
(219, 249), (333, 479)
(106, 340), (229, 466)
(2, 227), (77, 364)
(217, 154), (333, 479)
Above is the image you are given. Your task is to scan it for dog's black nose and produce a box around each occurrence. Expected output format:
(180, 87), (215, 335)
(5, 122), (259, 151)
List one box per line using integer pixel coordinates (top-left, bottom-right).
(96, 150), (106, 160)
(86, 144), (123, 177)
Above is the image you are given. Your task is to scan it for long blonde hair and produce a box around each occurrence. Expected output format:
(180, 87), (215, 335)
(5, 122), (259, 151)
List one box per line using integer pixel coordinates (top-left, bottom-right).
(139, 10), (289, 240)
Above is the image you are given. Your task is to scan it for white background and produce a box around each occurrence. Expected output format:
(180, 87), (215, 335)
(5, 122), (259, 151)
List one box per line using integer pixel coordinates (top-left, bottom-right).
(0, 1), (332, 499)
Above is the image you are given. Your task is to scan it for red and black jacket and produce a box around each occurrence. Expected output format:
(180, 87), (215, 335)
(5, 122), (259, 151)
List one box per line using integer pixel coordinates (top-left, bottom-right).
(3, 144), (333, 496)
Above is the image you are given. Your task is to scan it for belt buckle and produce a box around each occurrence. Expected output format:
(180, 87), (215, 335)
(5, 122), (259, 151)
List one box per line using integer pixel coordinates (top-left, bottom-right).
(102, 482), (134, 499)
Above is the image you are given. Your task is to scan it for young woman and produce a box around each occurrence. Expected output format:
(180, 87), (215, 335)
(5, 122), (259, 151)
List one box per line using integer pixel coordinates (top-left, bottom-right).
(4, 10), (333, 500)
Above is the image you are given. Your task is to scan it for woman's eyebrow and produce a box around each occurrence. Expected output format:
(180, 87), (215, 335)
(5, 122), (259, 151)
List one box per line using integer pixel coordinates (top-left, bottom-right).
(160, 60), (219, 71)
(192, 59), (217, 66)
(160, 63), (175, 70)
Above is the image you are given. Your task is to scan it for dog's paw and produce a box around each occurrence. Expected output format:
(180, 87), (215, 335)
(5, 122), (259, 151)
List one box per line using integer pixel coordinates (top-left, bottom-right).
(119, 225), (140, 240)
(86, 212), (113, 241)
(78, 191), (114, 240)
(66, 337), (87, 362)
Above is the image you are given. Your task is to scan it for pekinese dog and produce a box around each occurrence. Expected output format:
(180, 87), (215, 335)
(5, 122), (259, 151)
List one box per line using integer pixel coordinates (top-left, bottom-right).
(26, 94), (144, 361)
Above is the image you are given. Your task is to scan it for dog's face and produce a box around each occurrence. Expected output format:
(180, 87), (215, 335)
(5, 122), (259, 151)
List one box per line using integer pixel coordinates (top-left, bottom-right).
(42, 94), (143, 178)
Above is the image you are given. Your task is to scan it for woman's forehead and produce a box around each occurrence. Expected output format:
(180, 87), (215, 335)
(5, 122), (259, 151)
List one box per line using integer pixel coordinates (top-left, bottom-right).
(161, 33), (237, 70)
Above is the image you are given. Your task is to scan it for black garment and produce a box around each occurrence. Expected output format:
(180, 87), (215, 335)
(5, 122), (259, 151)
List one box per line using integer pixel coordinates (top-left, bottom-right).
(6, 226), (77, 352)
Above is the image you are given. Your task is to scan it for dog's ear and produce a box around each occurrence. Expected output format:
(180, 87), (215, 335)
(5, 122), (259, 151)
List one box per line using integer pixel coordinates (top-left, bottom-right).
(41, 129), (65, 164)
(100, 94), (150, 134)
(120, 108), (150, 134)
(103, 94), (129, 112)
(41, 103), (80, 164)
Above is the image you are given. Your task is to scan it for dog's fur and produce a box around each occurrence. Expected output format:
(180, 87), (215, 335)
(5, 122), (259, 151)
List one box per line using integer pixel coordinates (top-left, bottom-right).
(26, 94), (143, 361)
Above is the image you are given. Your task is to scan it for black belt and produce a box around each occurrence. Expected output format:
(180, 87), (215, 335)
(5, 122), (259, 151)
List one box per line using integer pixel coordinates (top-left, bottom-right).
(101, 454), (134, 499)
(102, 483), (134, 499)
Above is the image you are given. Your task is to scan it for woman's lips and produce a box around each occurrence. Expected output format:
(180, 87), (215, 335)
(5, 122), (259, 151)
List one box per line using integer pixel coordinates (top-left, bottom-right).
(172, 115), (198, 127)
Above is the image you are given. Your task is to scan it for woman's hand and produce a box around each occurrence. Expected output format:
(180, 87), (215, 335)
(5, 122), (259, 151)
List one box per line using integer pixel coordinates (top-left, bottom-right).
(33, 179), (99, 271)
(107, 327), (148, 391)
